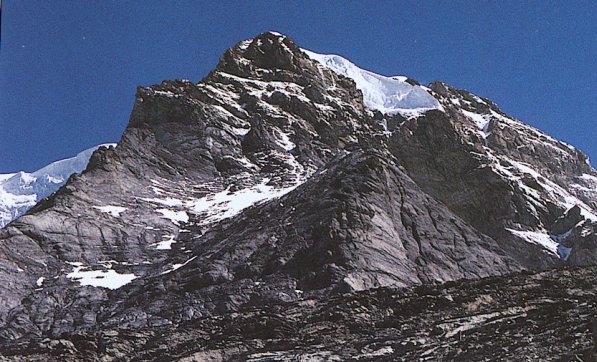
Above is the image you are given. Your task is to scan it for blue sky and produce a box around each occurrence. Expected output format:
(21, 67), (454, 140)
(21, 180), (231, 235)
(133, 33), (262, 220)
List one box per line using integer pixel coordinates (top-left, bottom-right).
(1, 1), (595, 172)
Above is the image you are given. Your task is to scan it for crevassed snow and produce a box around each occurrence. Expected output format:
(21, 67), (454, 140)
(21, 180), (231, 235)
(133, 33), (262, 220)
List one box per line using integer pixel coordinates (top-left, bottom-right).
(94, 205), (127, 217)
(66, 265), (136, 289)
(302, 49), (442, 115)
(0, 187), (37, 226)
(0, 174), (16, 183)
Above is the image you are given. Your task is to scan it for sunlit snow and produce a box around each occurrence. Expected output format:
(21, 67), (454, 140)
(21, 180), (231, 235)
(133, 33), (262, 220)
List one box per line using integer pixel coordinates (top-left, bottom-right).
(157, 209), (189, 224)
(302, 49), (442, 115)
(141, 197), (184, 207)
(66, 265), (137, 290)
(155, 235), (177, 250)
(462, 110), (490, 138)
(190, 178), (299, 225)
(162, 256), (197, 275)
(94, 205), (127, 217)
(506, 229), (559, 256)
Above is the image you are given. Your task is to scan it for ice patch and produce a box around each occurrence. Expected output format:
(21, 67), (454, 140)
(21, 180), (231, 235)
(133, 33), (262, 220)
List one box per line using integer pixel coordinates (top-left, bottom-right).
(36, 277), (45, 287)
(303, 49), (442, 115)
(557, 245), (573, 261)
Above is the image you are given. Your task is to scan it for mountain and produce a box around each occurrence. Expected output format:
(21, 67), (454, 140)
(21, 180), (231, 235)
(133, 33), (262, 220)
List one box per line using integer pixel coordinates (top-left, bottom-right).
(0, 144), (115, 228)
(0, 32), (595, 360)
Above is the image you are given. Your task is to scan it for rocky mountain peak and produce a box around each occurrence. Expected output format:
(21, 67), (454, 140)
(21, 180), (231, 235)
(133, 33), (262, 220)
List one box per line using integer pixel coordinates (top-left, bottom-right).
(0, 32), (595, 359)
(212, 32), (320, 85)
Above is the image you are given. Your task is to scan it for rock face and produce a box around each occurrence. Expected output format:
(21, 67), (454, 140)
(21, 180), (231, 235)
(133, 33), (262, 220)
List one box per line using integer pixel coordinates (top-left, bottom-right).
(0, 32), (595, 359)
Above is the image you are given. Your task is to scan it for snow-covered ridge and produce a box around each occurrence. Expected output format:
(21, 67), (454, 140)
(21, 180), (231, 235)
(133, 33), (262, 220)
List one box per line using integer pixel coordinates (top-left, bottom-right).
(0, 143), (115, 227)
(302, 49), (442, 116)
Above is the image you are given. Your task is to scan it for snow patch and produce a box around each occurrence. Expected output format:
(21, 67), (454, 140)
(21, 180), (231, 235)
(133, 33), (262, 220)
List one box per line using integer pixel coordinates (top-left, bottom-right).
(141, 197), (184, 207)
(66, 265), (136, 289)
(157, 209), (189, 224)
(506, 229), (559, 257)
(508, 160), (597, 222)
(276, 130), (295, 151)
(162, 256), (197, 275)
(359, 346), (394, 358)
(462, 110), (490, 138)
(94, 205), (127, 217)
(190, 178), (299, 225)
(155, 235), (177, 250)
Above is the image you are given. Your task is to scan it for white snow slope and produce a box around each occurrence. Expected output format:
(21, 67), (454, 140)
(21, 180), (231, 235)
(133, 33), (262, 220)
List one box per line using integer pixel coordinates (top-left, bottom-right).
(303, 49), (442, 115)
(0, 144), (115, 227)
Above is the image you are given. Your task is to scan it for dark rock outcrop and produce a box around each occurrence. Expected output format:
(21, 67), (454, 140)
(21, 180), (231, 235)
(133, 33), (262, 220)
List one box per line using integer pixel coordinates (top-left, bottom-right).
(1, 266), (596, 361)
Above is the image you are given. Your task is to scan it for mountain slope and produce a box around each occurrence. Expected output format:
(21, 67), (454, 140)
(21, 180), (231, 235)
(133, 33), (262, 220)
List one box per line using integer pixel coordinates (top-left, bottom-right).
(0, 32), (595, 358)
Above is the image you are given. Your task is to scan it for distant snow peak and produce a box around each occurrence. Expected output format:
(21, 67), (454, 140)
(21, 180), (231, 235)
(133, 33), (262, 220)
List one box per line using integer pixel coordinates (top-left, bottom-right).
(0, 143), (116, 227)
(266, 31), (284, 37)
(302, 49), (442, 116)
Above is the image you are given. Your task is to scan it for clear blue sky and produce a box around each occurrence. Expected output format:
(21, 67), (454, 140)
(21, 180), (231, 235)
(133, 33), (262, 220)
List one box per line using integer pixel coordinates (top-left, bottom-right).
(1, 1), (595, 172)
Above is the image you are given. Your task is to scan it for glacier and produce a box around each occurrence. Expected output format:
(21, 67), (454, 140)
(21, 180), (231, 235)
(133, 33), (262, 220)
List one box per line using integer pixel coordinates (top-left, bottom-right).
(302, 49), (442, 115)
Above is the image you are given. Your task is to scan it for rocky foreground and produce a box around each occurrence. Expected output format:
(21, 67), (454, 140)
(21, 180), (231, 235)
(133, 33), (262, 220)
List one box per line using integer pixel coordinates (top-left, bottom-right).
(1, 266), (595, 361)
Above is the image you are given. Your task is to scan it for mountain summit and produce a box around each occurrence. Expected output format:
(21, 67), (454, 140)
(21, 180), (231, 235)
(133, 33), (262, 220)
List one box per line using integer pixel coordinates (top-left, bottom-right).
(0, 32), (595, 360)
